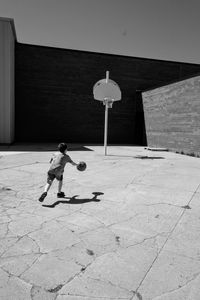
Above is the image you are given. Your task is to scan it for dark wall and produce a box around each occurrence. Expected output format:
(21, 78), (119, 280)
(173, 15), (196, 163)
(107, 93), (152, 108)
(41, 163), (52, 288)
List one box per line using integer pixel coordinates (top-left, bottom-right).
(15, 43), (200, 144)
(142, 76), (200, 155)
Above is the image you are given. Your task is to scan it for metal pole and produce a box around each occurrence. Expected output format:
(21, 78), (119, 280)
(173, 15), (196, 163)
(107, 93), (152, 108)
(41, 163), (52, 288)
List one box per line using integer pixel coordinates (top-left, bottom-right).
(106, 71), (109, 82)
(104, 102), (108, 155)
(104, 71), (110, 156)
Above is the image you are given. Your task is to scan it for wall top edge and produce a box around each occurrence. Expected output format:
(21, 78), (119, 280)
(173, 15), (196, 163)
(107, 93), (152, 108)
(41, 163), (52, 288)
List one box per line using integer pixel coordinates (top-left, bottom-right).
(16, 41), (200, 68)
(142, 75), (200, 96)
(0, 17), (17, 41)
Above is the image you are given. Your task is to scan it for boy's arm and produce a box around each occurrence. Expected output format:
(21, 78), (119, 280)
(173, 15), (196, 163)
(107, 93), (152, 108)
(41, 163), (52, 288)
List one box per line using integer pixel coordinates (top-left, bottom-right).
(49, 153), (56, 163)
(70, 160), (78, 166)
(68, 156), (78, 166)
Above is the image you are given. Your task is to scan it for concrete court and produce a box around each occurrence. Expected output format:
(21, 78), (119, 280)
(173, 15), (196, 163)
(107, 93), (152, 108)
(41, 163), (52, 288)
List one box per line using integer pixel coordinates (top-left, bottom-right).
(0, 144), (200, 300)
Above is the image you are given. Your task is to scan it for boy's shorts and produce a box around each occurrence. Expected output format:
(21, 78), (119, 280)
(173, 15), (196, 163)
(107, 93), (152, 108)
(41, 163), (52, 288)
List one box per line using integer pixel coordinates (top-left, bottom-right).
(47, 171), (63, 182)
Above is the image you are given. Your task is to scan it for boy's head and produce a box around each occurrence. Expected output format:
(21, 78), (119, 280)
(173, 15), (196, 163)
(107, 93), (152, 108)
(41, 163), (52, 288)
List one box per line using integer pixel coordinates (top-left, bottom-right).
(58, 143), (68, 153)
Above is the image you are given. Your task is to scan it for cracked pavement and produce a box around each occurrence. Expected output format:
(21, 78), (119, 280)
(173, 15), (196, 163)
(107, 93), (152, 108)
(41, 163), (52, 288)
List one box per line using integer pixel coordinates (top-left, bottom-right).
(0, 144), (200, 300)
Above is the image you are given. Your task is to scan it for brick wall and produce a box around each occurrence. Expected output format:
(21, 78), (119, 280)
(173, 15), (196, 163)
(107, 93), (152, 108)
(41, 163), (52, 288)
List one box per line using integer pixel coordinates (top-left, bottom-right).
(15, 43), (200, 144)
(142, 76), (200, 155)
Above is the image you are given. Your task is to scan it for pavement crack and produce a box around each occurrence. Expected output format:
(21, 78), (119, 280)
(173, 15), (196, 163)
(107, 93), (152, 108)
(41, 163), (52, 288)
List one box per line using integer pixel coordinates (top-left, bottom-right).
(77, 211), (107, 228)
(144, 202), (183, 208)
(0, 162), (41, 171)
(30, 285), (57, 300)
(134, 182), (200, 296)
(0, 236), (21, 258)
(130, 291), (143, 300)
(48, 284), (64, 293)
(106, 214), (140, 229)
(62, 292), (130, 299)
(144, 202), (192, 209)
(88, 276), (134, 295)
(152, 271), (200, 299)
(126, 232), (169, 251)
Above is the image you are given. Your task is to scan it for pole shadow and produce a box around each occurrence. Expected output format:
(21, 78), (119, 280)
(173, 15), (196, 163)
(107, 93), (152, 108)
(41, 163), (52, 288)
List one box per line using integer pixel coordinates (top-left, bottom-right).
(108, 154), (164, 159)
(135, 155), (165, 159)
(42, 192), (104, 208)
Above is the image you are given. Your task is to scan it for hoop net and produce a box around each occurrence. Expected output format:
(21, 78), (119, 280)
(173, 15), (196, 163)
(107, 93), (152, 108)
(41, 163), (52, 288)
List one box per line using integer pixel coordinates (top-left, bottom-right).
(103, 99), (114, 108)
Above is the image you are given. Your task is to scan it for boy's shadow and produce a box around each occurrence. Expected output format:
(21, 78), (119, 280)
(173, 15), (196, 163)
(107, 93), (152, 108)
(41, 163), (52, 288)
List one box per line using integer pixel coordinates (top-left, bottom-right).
(42, 192), (104, 208)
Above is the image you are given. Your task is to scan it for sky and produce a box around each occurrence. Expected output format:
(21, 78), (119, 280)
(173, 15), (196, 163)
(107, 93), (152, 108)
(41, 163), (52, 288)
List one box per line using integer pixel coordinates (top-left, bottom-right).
(0, 0), (200, 64)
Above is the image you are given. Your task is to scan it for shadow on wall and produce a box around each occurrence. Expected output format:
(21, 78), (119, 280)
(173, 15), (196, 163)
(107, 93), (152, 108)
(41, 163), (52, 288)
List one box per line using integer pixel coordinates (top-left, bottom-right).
(135, 91), (147, 146)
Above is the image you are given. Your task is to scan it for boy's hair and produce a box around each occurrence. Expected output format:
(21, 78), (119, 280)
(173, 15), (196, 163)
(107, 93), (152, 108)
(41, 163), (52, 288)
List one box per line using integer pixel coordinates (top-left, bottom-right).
(58, 143), (68, 153)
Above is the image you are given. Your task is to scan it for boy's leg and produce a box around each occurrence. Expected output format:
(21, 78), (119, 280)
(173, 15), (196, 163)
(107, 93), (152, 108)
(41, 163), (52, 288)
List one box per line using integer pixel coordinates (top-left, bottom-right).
(57, 175), (65, 197)
(58, 180), (63, 193)
(39, 190), (48, 202)
(39, 173), (54, 202)
(44, 182), (52, 193)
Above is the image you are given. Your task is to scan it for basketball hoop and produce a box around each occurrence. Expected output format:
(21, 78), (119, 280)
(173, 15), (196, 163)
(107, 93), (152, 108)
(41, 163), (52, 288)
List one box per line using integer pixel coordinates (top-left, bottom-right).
(93, 71), (121, 103)
(93, 71), (122, 155)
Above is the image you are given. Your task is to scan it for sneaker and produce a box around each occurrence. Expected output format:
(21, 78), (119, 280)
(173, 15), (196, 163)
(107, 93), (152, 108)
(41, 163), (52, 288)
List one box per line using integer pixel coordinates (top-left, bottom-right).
(57, 192), (65, 198)
(39, 192), (47, 202)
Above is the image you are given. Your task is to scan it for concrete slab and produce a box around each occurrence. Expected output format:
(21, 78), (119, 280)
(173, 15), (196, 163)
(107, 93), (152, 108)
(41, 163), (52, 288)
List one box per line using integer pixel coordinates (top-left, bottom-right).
(0, 145), (200, 299)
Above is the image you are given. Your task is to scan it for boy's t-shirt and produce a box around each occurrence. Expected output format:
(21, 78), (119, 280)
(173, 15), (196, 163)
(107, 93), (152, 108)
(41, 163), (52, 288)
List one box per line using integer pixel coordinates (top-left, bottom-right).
(48, 153), (73, 175)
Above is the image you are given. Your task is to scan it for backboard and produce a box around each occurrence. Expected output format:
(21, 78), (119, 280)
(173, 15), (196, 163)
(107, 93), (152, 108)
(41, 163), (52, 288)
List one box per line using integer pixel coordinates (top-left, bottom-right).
(93, 78), (121, 102)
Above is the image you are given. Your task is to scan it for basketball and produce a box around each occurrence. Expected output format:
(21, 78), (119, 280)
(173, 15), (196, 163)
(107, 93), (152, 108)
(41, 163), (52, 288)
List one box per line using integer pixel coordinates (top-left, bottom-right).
(77, 161), (87, 171)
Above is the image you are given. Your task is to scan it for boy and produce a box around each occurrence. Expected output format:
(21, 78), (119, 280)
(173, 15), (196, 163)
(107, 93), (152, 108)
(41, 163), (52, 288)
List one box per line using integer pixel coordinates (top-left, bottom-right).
(39, 143), (78, 202)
